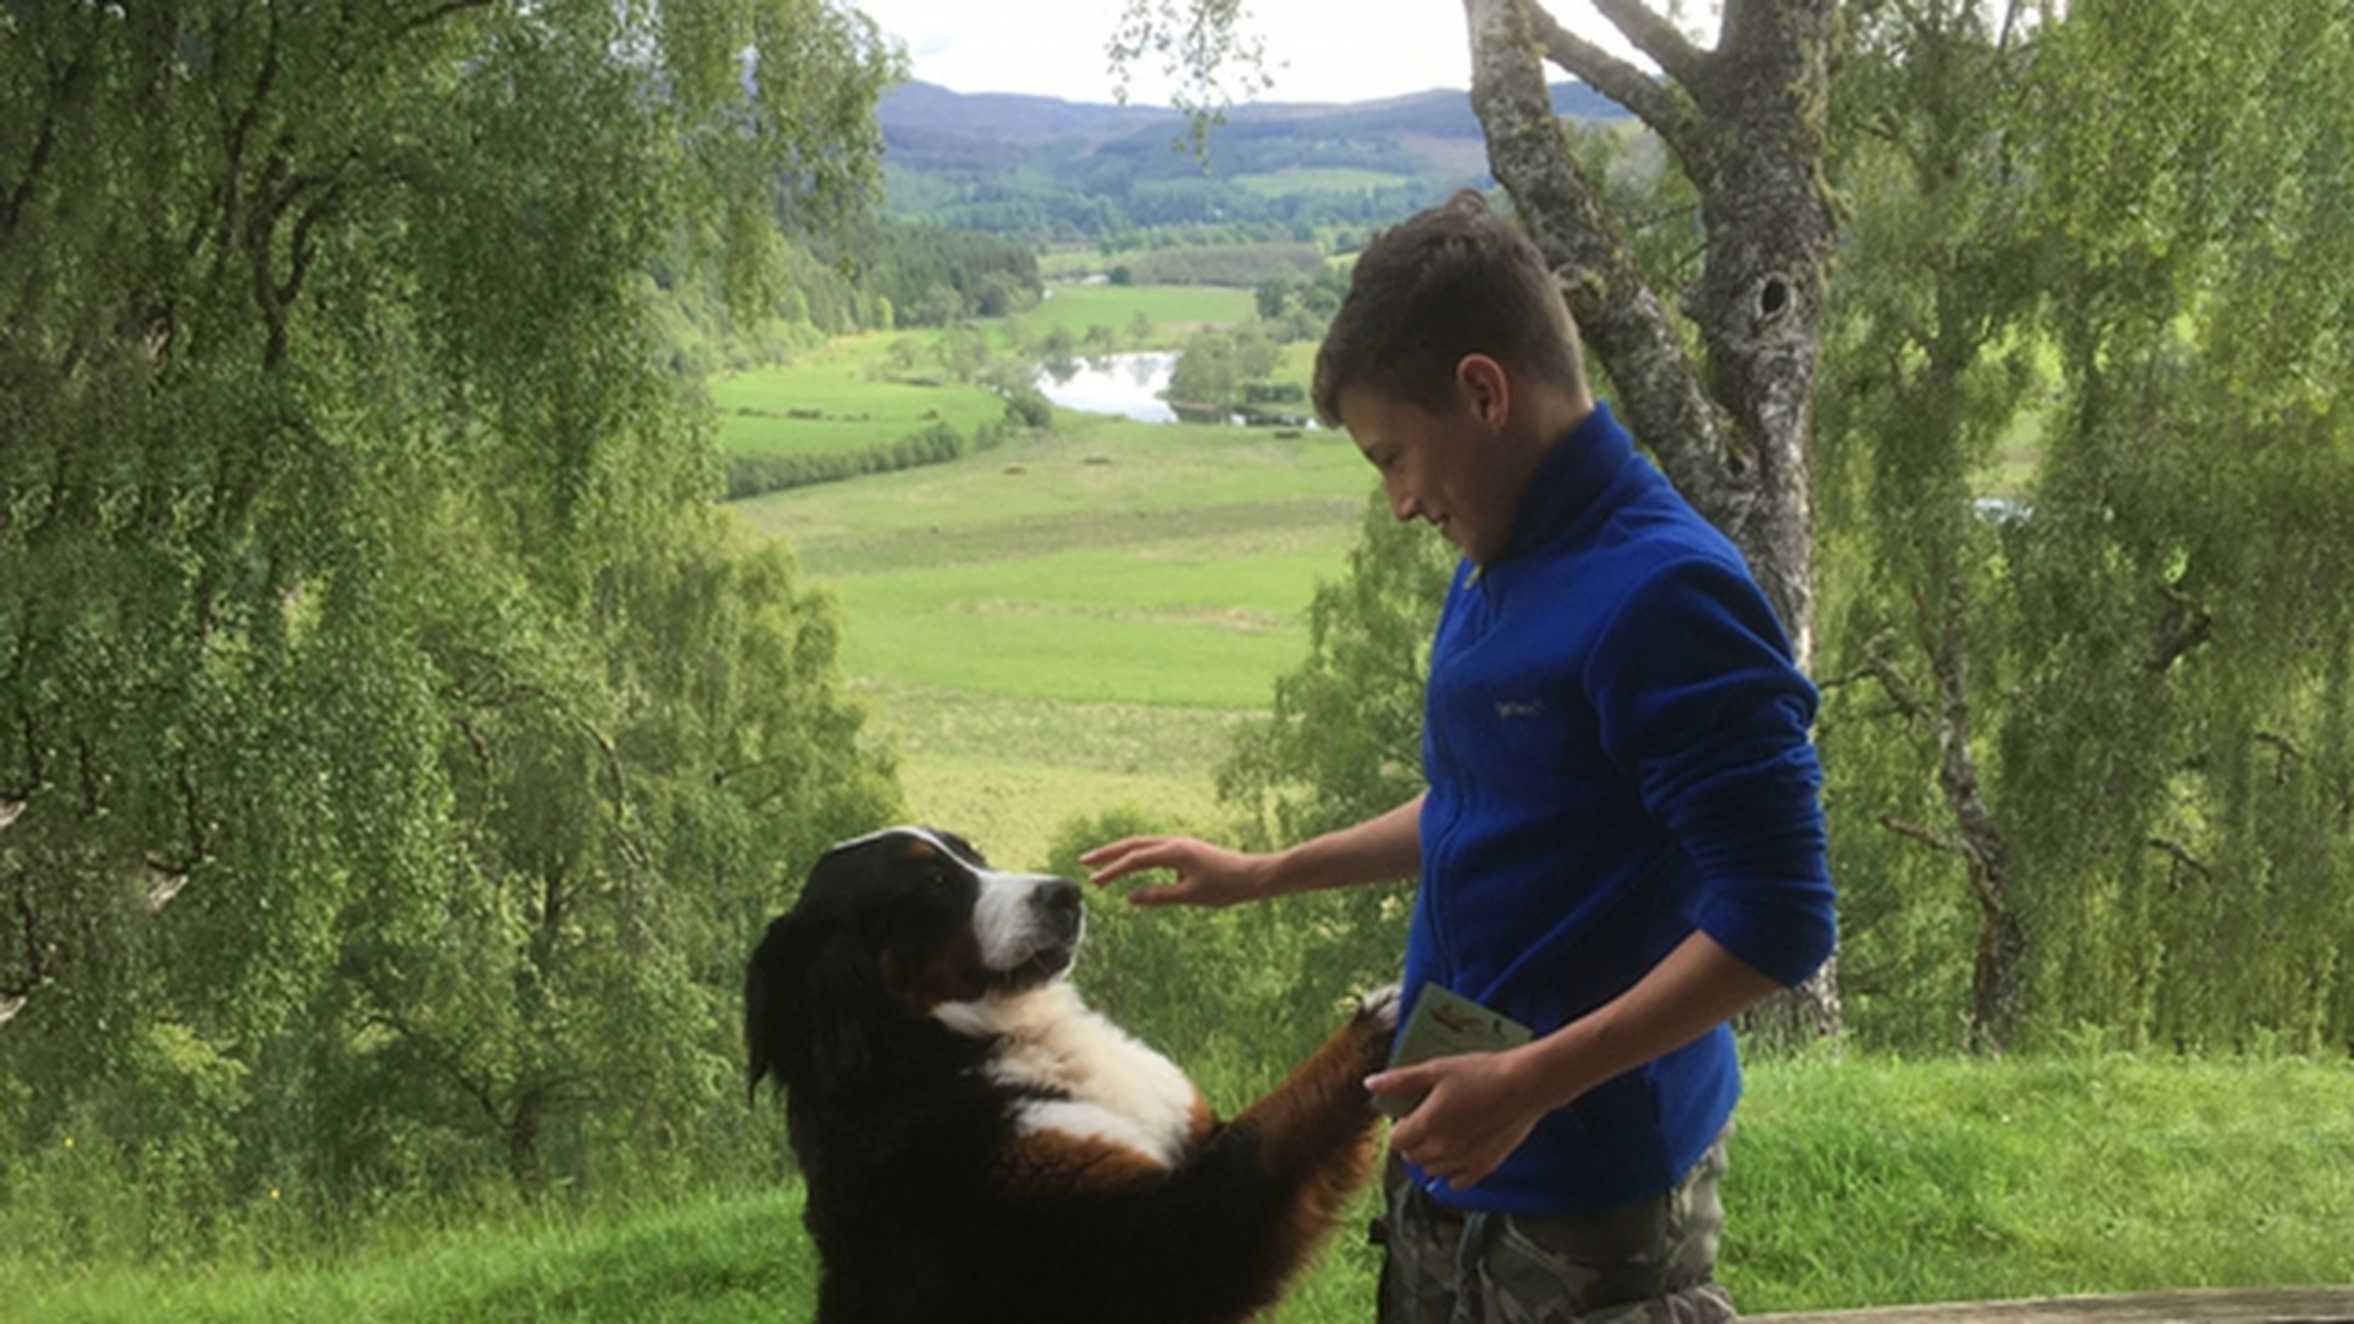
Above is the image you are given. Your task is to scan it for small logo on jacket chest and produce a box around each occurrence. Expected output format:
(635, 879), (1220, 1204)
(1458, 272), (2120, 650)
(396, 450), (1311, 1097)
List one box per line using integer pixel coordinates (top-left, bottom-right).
(1494, 699), (1547, 719)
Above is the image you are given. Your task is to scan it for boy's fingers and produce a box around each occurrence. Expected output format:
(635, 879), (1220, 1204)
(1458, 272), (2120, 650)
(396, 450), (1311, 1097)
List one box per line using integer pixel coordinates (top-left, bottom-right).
(1088, 841), (1181, 887)
(1078, 836), (1151, 866)
(1363, 1061), (1435, 1096)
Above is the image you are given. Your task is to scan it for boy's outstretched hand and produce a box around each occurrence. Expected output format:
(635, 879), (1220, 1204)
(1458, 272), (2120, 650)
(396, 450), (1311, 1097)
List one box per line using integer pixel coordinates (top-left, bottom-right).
(1080, 835), (1273, 907)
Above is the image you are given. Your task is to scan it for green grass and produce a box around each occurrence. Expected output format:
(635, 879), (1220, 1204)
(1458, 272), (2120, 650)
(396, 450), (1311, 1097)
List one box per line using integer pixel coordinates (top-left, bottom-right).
(733, 426), (1364, 561)
(14, 1054), (2347, 1320)
(827, 540), (1348, 708)
(708, 337), (1003, 456)
(1726, 1052), (2354, 1310)
(1, 1186), (817, 1324)
(1022, 282), (1255, 338)
(729, 414), (1373, 869)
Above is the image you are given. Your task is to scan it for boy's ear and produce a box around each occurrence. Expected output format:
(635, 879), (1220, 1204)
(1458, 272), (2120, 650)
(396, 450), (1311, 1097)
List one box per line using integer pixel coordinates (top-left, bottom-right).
(1455, 353), (1510, 427)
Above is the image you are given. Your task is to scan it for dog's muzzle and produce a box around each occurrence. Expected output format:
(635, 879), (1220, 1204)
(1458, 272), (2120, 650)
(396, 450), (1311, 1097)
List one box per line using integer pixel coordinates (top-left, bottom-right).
(975, 871), (1086, 981)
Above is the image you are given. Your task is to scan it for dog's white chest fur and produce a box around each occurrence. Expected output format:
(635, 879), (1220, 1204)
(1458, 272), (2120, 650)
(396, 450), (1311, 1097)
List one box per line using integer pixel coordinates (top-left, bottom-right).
(935, 983), (1201, 1168)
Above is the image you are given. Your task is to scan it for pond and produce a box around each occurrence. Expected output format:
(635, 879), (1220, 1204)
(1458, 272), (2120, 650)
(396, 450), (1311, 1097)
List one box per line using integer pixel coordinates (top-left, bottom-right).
(1031, 351), (1181, 424)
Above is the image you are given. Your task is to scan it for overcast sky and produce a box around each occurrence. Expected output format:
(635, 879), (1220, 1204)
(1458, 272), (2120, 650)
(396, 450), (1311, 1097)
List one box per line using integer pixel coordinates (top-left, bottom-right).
(852, 0), (1694, 106)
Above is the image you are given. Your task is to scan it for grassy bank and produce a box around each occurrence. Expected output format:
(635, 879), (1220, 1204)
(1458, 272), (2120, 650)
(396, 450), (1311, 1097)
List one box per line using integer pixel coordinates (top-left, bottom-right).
(10, 1054), (2346, 1321)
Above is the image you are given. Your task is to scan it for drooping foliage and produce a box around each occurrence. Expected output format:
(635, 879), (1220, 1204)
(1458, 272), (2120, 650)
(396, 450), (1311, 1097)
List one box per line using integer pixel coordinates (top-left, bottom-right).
(0, 0), (903, 1248)
(1816, 0), (2354, 1053)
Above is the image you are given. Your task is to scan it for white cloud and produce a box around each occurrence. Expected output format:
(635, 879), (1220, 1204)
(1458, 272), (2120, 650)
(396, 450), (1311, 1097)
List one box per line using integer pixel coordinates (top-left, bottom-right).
(854, 0), (1676, 106)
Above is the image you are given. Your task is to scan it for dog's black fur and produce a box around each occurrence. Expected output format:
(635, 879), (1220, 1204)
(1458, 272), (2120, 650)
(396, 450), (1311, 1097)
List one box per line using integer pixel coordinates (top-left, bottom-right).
(746, 826), (1394, 1324)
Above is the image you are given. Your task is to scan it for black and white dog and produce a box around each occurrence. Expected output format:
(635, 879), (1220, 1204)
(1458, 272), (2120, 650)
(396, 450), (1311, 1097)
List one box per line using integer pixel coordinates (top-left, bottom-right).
(745, 825), (1396, 1324)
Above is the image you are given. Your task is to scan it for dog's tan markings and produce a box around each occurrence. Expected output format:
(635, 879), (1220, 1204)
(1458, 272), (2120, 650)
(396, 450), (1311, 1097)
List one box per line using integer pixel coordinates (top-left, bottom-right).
(901, 838), (940, 862)
(882, 933), (991, 1010)
(1187, 1092), (1217, 1148)
(1226, 1003), (1391, 1291)
(998, 1126), (1168, 1197)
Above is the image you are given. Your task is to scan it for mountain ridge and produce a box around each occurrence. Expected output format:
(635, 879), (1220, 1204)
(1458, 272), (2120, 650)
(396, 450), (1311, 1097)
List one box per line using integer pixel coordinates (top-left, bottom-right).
(876, 79), (1633, 237)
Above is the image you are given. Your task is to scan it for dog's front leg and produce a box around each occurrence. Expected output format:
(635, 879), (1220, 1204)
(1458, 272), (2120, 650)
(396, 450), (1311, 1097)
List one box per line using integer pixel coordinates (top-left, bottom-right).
(1219, 985), (1399, 1286)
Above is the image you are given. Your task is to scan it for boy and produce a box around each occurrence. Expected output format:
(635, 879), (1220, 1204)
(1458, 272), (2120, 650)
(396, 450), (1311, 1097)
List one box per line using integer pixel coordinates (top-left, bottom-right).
(1085, 190), (1834, 1321)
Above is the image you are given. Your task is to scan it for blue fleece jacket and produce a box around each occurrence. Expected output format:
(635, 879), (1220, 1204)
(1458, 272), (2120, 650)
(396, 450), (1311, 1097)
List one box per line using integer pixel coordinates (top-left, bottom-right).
(1400, 401), (1835, 1216)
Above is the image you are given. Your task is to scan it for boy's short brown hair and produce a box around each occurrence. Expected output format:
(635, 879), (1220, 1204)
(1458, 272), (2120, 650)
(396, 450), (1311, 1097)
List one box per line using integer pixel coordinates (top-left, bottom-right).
(1312, 190), (1586, 427)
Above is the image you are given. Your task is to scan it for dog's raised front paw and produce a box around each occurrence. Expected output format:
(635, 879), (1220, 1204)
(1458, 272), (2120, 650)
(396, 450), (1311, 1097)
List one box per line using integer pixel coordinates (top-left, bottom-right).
(1356, 982), (1402, 1032)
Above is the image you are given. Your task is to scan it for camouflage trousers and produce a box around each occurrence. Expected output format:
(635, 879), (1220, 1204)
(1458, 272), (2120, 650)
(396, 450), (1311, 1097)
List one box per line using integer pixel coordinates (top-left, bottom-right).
(1373, 1130), (1738, 1324)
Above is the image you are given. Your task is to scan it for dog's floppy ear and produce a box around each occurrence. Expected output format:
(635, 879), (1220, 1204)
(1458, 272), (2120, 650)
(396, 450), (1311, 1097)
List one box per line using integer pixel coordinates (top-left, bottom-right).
(745, 906), (886, 1103)
(745, 912), (806, 1105)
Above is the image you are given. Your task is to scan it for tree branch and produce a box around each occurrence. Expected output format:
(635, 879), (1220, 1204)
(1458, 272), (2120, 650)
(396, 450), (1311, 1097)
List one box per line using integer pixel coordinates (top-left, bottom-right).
(143, 865), (192, 915)
(1464, 0), (1739, 521)
(1995, 0), (2027, 58)
(2253, 730), (2306, 761)
(1587, 0), (1710, 87)
(364, 1005), (504, 1125)
(7, 889), (44, 998)
(276, 177), (345, 309)
(392, 0), (499, 45)
(1524, 2), (1703, 159)
(1, 26), (99, 247)
(1861, 653), (1930, 723)
(2147, 835), (2210, 881)
(2146, 593), (2212, 674)
(2, 92), (63, 244)
(1878, 813), (1962, 856)
(713, 754), (800, 787)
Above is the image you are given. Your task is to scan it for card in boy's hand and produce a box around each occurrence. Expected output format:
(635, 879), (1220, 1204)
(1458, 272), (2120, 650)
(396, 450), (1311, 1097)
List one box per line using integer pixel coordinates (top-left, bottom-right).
(1373, 983), (1534, 1119)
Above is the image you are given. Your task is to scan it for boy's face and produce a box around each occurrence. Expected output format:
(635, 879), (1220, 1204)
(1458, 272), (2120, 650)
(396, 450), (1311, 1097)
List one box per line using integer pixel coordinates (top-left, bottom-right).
(1337, 375), (1523, 565)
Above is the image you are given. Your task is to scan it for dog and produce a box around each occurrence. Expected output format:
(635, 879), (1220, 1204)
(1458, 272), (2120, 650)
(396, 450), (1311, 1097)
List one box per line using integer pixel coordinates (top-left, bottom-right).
(745, 825), (1397, 1324)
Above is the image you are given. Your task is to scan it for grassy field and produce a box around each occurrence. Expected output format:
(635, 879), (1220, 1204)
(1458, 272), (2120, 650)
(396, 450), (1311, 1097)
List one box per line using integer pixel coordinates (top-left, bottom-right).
(708, 331), (1005, 456)
(12, 1053), (2347, 1321)
(1021, 281), (1255, 338)
(730, 406), (1373, 866)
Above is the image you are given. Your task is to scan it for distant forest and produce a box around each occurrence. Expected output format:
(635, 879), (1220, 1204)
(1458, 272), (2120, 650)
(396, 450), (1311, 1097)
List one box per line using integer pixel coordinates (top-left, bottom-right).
(649, 220), (1042, 373)
(875, 79), (1628, 242)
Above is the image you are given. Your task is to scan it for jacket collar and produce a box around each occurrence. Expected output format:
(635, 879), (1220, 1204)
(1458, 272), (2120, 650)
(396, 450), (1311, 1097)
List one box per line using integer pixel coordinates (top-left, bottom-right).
(1496, 400), (1635, 565)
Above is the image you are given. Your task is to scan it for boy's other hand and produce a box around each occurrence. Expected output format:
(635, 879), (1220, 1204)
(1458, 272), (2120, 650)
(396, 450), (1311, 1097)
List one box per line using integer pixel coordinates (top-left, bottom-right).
(1367, 1048), (1551, 1191)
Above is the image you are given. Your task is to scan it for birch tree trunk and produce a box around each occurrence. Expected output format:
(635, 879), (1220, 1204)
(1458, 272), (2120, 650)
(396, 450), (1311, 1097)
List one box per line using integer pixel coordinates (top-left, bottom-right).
(1464, 0), (1844, 1045)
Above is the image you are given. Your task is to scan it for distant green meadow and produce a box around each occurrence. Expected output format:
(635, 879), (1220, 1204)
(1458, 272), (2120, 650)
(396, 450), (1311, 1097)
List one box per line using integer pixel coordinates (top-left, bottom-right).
(1019, 280), (1256, 338)
(707, 334), (1004, 457)
(729, 400), (1373, 867)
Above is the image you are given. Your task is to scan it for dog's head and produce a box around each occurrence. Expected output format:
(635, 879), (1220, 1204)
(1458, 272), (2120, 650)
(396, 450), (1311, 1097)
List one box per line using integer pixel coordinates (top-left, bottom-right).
(745, 825), (1084, 1100)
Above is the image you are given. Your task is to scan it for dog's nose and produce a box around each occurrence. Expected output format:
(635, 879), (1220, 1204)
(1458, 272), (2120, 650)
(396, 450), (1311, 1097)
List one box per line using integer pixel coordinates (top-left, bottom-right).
(1035, 879), (1082, 921)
